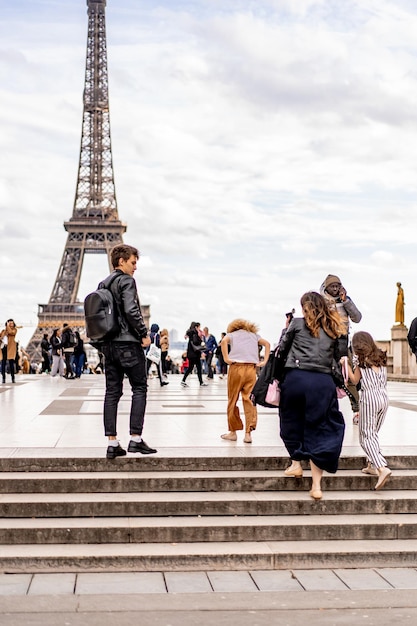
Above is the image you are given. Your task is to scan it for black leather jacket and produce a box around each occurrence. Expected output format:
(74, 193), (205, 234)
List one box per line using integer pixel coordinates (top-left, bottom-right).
(279, 317), (339, 375)
(103, 270), (148, 343)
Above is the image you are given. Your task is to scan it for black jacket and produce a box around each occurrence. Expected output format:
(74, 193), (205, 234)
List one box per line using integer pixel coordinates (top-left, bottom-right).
(50, 335), (62, 356)
(104, 270), (148, 343)
(279, 317), (339, 375)
(186, 328), (204, 359)
(61, 327), (75, 349)
(41, 338), (50, 356)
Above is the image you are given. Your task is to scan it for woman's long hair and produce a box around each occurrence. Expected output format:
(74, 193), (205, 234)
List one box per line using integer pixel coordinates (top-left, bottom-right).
(301, 291), (345, 339)
(352, 331), (387, 367)
(227, 319), (259, 334)
(186, 321), (200, 339)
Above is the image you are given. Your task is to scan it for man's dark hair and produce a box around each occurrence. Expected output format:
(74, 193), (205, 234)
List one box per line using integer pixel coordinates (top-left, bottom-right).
(111, 244), (139, 269)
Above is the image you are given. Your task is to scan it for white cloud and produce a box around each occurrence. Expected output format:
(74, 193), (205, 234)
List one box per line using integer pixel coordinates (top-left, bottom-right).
(2, 0), (417, 349)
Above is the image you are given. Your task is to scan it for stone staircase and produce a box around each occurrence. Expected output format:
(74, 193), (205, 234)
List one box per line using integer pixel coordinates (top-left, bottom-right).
(1, 454), (417, 573)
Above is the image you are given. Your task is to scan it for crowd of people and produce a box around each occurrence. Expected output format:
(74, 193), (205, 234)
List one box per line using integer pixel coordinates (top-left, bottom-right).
(2, 247), (401, 496)
(40, 324), (90, 379)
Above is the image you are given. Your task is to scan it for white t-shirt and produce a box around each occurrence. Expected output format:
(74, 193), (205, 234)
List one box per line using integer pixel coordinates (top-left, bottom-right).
(227, 330), (260, 363)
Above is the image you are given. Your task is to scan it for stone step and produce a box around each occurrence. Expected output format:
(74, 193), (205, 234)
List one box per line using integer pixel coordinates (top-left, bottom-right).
(1, 513), (416, 544)
(1, 490), (417, 518)
(0, 469), (415, 493)
(1, 454), (417, 472)
(3, 539), (417, 573)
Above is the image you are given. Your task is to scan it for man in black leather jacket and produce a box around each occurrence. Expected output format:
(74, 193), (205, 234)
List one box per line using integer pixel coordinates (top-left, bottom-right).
(100, 244), (157, 459)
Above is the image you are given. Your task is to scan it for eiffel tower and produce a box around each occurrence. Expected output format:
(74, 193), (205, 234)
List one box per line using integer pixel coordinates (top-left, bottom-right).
(26, 0), (149, 360)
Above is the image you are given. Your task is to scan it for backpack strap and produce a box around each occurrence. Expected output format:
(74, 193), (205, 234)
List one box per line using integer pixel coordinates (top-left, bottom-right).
(100, 272), (124, 331)
(98, 271), (122, 291)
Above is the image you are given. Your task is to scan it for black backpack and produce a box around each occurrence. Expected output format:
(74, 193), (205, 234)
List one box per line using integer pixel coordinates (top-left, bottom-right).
(84, 273), (121, 343)
(68, 330), (76, 347)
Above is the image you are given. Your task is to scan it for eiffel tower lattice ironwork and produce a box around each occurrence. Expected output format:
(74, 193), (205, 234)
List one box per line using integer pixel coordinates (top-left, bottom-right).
(26, 0), (149, 360)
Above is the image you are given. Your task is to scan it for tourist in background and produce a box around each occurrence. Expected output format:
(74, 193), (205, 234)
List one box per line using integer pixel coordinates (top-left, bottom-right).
(20, 348), (31, 374)
(220, 319), (270, 444)
(278, 291), (346, 500)
(146, 323), (169, 387)
(203, 326), (218, 380)
(50, 328), (65, 378)
(1, 319), (18, 383)
(62, 323), (76, 379)
(216, 332), (228, 378)
(181, 322), (208, 387)
(73, 331), (85, 378)
(321, 274), (362, 424)
(160, 328), (169, 378)
(347, 331), (391, 490)
(41, 333), (51, 374)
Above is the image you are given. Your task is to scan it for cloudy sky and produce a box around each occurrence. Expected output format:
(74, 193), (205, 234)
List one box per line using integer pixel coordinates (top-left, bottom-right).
(2, 0), (417, 348)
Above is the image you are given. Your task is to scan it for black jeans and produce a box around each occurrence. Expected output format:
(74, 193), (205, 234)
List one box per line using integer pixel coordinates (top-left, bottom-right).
(1, 353), (15, 382)
(64, 350), (74, 377)
(41, 353), (51, 373)
(182, 355), (203, 384)
(103, 342), (147, 437)
(206, 352), (214, 378)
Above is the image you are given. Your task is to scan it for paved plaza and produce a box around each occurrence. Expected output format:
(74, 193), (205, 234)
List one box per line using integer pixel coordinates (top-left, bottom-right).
(1, 372), (417, 624)
(1, 371), (417, 455)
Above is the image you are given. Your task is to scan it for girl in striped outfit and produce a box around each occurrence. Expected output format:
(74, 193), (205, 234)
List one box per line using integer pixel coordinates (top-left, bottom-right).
(347, 331), (391, 490)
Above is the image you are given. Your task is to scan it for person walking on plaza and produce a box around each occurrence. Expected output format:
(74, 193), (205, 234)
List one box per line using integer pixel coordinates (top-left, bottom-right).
(73, 331), (85, 379)
(321, 274), (362, 424)
(181, 322), (208, 387)
(278, 292), (346, 500)
(40, 333), (51, 374)
(160, 328), (169, 377)
(203, 326), (218, 379)
(61, 323), (76, 379)
(220, 319), (270, 444)
(216, 332), (228, 378)
(146, 323), (169, 387)
(0, 319), (18, 383)
(98, 244), (156, 459)
(347, 331), (392, 490)
(50, 328), (65, 378)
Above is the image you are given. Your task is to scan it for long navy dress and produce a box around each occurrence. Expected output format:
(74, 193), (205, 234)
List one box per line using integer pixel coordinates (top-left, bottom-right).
(278, 319), (345, 474)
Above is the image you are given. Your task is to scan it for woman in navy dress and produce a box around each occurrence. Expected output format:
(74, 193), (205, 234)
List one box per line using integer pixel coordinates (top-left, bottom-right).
(278, 291), (346, 500)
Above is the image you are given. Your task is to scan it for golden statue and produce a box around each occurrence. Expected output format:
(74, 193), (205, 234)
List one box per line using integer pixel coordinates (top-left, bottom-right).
(395, 282), (405, 325)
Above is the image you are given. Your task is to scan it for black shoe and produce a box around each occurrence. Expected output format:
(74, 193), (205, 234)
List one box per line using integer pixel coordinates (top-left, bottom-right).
(160, 381), (169, 386)
(128, 440), (157, 455)
(106, 444), (127, 459)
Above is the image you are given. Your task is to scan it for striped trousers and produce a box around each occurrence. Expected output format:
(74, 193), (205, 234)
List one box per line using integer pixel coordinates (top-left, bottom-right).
(359, 389), (389, 468)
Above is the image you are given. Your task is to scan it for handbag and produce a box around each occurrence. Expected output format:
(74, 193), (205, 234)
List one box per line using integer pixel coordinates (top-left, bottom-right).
(336, 356), (349, 398)
(250, 347), (281, 408)
(265, 379), (280, 406)
(191, 341), (206, 353)
(147, 341), (161, 364)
